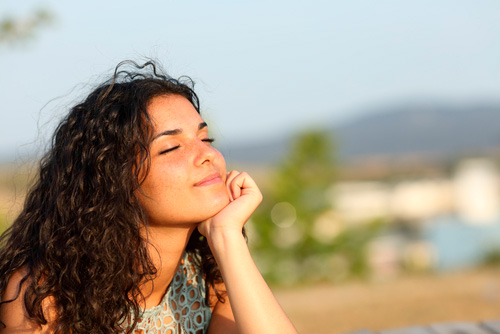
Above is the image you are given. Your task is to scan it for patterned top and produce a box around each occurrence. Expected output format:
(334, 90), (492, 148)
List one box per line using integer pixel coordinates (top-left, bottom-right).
(132, 252), (212, 334)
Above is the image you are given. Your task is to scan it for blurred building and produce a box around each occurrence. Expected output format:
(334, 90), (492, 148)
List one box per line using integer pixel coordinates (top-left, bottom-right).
(328, 158), (500, 276)
(453, 159), (500, 224)
(330, 158), (500, 224)
(329, 182), (392, 224)
(329, 178), (454, 224)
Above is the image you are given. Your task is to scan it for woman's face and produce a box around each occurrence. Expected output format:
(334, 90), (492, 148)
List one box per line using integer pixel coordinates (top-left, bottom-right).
(136, 94), (230, 226)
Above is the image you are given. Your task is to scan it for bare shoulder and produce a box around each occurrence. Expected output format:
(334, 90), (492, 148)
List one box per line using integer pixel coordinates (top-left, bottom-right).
(207, 281), (238, 334)
(0, 268), (56, 334)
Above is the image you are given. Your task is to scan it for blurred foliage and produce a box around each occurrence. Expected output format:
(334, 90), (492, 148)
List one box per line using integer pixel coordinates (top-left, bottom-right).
(483, 248), (500, 267)
(0, 163), (35, 192)
(250, 130), (382, 285)
(0, 7), (55, 46)
(0, 213), (10, 236)
(0, 163), (33, 232)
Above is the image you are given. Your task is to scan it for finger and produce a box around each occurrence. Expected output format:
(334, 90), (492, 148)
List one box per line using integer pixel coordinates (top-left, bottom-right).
(225, 170), (240, 201)
(230, 172), (261, 200)
(230, 176), (243, 200)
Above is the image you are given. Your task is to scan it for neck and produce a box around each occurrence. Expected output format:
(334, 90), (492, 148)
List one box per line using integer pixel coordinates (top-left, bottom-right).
(140, 224), (197, 309)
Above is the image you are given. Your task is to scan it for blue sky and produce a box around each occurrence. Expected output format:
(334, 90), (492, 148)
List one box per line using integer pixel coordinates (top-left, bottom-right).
(1, 0), (500, 161)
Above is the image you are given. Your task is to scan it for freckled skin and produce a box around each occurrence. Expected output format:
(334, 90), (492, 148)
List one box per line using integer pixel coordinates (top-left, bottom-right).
(134, 95), (297, 334)
(136, 94), (230, 227)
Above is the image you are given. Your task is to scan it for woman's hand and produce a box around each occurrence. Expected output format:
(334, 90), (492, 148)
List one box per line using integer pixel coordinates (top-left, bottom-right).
(199, 171), (298, 334)
(197, 171), (262, 239)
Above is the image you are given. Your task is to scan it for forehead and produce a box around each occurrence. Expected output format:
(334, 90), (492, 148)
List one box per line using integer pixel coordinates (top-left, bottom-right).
(147, 94), (203, 132)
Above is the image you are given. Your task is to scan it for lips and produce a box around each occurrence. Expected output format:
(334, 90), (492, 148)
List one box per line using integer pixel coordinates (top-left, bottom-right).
(194, 172), (223, 187)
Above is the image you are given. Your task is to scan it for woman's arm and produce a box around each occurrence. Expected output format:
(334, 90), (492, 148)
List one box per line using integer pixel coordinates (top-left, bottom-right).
(199, 171), (298, 334)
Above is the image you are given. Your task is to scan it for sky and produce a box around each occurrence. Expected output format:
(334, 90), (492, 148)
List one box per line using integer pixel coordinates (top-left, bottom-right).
(1, 0), (500, 162)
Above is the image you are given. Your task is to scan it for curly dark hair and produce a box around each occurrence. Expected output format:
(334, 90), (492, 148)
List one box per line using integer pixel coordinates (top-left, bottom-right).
(0, 60), (223, 333)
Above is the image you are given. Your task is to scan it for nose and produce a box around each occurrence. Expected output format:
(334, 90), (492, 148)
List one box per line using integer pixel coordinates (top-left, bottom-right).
(194, 140), (217, 166)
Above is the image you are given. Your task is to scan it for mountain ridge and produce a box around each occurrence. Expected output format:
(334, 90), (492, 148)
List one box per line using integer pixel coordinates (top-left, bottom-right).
(221, 102), (500, 166)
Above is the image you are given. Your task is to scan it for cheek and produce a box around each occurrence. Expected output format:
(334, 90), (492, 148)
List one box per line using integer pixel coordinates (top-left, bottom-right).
(151, 156), (187, 185)
(214, 150), (227, 173)
(137, 163), (180, 207)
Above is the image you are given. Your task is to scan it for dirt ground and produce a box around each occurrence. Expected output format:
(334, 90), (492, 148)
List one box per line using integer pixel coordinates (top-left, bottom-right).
(273, 267), (500, 334)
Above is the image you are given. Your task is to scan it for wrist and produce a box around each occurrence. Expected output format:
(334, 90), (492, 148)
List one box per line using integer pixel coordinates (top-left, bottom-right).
(207, 227), (246, 256)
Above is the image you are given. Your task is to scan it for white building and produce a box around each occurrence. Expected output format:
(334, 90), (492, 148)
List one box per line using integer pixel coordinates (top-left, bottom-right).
(329, 158), (500, 225)
(453, 159), (500, 224)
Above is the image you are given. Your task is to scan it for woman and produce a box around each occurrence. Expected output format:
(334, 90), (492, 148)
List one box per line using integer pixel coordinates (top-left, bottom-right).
(0, 61), (297, 334)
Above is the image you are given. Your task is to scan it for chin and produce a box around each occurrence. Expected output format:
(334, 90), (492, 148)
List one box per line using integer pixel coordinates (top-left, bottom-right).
(213, 195), (231, 213)
(200, 195), (230, 220)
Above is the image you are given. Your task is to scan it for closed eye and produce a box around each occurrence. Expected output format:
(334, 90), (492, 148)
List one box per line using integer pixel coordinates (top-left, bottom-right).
(159, 138), (213, 155)
(159, 145), (180, 155)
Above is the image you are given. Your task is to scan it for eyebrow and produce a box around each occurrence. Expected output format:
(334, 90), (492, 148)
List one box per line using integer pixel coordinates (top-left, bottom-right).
(152, 122), (207, 141)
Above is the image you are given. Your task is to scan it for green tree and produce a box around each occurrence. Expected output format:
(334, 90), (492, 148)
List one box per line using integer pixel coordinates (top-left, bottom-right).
(0, 7), (54, 46)
(274, 130), (336, 216)
(250, 129), (381, 285)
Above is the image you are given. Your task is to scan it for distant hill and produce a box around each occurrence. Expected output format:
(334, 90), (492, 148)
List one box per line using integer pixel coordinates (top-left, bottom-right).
(221, 102), (500, 166)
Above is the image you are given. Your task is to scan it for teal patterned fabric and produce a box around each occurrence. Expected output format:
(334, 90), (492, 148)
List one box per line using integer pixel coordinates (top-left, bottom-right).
(133, 252), (212, 334)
